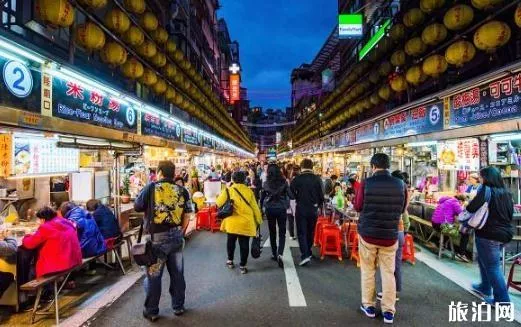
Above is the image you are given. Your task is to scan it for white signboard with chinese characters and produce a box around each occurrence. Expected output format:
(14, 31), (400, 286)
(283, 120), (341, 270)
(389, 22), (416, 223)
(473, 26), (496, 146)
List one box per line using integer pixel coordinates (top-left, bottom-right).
(13, 136), (79, 176)
(437, 138), (480, 171)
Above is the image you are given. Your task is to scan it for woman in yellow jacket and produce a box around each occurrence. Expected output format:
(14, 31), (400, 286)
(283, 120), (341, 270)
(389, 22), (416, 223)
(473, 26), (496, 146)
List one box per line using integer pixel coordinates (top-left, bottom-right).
(216, 171), (263, 274)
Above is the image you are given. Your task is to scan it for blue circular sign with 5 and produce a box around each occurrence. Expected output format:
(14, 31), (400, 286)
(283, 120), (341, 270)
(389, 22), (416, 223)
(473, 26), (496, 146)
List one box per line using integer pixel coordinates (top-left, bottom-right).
(3, 60), (33, 98)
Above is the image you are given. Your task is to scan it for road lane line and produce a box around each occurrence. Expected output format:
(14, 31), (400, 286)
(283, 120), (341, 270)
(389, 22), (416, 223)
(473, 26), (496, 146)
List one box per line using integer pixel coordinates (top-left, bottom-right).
(264, 236), (307, 307)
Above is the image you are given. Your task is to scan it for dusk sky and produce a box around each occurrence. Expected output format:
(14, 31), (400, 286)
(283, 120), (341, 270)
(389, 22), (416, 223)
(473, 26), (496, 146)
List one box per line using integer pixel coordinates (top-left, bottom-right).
(219, 0), (338, 111)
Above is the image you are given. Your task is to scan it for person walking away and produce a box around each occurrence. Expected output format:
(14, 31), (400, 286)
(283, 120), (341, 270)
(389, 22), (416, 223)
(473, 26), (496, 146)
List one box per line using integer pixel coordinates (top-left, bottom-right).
(286, 166), (299, 240)
(354, 153), (406, 324)
(217, 171), (262, 274)
(260, 164), (294, 268)
(0, 229), (17, 298)
(86, 199), (121, 240)
(135, 161), (192, 321)
(467, 167), (513, 306)
(290, 159), (324, 266)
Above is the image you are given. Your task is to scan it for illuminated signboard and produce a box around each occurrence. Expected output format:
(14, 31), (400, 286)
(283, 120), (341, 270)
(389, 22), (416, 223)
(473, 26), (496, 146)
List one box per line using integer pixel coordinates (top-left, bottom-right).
(339, 14), (363, 39)
(359, 19), (392, 60)
(230, 74), (240, 103)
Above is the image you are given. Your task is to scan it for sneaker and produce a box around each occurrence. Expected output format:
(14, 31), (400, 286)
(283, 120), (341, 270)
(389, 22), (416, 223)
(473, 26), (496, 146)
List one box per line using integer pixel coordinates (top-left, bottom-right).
(271, 255), (278, 262)
(456, 253), (471, 263)
(277, 255), (284, 268)
(471, 282), (492, 298)
(377, 292), (400, 302)
(483, 296), (495, 307)
(240, 266), (248, 274)
(360, 305), (376, 318)
(173, 307), (185, 316)
(383, 311), (394, 324)
(290, 236), (297, 240)
(226, 260), (235, 269)
(299, 257), (311, 266)
(143, 311), (160, 322)
(85, 269), (97, 276)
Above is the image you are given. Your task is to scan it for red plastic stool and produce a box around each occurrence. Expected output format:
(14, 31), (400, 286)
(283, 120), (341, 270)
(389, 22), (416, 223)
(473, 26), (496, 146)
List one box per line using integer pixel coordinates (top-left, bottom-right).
(210, 212), (221, 233)
(102, 237), (126, 274)
(196, 208), (210, 230)
(319, 225), (343, 261)
(313, 217), (330, 247)
(350, 233), (360, 268)
(402, 233), (416, 265)
(507, 257), (521, 292)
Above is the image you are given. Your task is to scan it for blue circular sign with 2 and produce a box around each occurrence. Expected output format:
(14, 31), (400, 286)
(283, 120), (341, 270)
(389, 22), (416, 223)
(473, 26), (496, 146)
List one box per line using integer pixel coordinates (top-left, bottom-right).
(3, 60), (33, 98)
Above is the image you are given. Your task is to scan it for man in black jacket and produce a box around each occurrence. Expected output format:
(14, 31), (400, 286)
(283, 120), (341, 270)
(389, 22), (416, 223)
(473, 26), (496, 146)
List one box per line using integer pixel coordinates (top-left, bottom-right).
(354, 153), (406, 324)
(290, 159), (324, 266)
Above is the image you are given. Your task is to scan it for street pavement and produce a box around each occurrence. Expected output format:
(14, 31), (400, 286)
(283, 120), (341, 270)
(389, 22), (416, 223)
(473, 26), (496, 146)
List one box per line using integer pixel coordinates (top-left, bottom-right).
(87, 227), (518, 327)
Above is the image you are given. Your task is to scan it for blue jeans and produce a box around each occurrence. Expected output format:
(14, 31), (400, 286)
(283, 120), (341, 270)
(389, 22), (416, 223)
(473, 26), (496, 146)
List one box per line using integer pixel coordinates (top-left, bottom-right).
(475, 237), (510, 303)
(144, 228), (185, 315)
(395, 231), (405, 292)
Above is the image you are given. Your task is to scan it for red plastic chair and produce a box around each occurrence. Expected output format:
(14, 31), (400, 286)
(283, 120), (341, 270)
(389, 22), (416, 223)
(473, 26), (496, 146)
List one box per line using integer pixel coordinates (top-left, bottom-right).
(507, 257), (521, 292)
(313, 217), (331, 247)
(102, 237), (126, 274)
(319, 225), (343, 261)
(350, 233), (361, 268)
(196, 208), (210, 230)
(402, 233), (416, 265)
(210, 211), (221, 233)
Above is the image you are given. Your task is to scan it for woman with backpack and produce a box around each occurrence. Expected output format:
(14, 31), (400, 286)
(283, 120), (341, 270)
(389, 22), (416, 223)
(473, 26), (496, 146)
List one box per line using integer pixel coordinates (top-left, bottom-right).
(466, 167), (513, 305)
(260, 164), (294, 268)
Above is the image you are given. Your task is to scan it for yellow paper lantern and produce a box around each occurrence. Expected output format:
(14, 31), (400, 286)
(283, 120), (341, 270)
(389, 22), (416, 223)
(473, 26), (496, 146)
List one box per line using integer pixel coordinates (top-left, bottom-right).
(420, 0), (445, 13)
(174, 94), (183, 106)
(422, 54), (448, 77)
(100, 42), (127, 66)
(35, 0), (75, 28)
(390, 74), (408, 92)
(163, 64), (177, 80)
(173, 49), (184, 62)
(104, 9), (130, 34)
(444, 5), (474, 31)
(151, 52), (167, 68)
(390, 50), (407, 67)
(406, 66), (426, 85)
(471, 0), (503, 10)
(445, 41), (476, 66)
(389, 24), (407, 42)
(422, 23), (448, 46)
(152, 79), (167, 94)
(121, 57), (144, 79)
(123, 0), (145, 14)
(152, 28), (168, 45)
(403, 8), (425, 28)
(369, 70), (380, 84)
(516, 5), (521, 28)
(405, 37), (427, 57)
(378, 61), (392, 77)
(474, 20), (511, 52)
(137, 40), (157, 58)
(378, 84), (392, 101)
(123, 25), (144, 47)
(77, 0), (107, 9)
(75, 22), (105, 50)
(166, 40), (177, 55)
(140, 12), (158, 32)
(140, 69), (157, 86)
(370, 93), (381, 105)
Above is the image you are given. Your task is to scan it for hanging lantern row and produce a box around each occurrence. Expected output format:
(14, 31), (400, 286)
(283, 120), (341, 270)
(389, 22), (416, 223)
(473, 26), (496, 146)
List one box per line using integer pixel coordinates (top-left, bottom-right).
(296, 1), (517, 146)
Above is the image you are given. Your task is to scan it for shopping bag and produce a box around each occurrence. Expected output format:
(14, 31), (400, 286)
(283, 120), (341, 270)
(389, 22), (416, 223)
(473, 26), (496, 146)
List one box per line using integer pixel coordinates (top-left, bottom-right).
(251, 228), (262, 259)
(458, 186), (491, 231)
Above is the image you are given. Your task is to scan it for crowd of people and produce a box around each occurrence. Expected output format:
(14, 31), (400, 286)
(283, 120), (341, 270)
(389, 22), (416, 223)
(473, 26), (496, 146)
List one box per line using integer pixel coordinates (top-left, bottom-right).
(0, 154), (514, 325)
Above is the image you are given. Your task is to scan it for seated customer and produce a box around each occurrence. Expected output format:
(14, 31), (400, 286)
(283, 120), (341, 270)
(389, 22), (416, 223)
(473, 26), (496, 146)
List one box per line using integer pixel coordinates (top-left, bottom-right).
(21, 207), (82, 278)
(431, 194), (470, 262)
(86, 199), (121, 240)
(0, 230), (17, 297)
(59, 202), (106, 258)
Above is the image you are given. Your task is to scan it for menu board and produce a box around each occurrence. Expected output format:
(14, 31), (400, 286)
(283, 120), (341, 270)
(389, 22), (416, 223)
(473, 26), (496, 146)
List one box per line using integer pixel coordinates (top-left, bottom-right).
(448, 73), (521, 128)
(202, 135), (215, 149)
(0, 58), (41, 114)
(382, 102), (443, 139)
(52, 76), (137, 133)
(183, 129), (201, 146)
(354, 121), (381, 144)
(0, 134), (12, 177)
(437, 138), (479, 171)
(13, 137), (79, 175)
(141, 112), (182, 142)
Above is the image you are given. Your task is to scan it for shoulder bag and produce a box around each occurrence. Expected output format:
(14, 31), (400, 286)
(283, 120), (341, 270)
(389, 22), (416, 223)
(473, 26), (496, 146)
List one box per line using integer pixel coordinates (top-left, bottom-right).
(458, 186), (491, 232)
(236, 189), (263, 259)
(217, 188), (234, 219)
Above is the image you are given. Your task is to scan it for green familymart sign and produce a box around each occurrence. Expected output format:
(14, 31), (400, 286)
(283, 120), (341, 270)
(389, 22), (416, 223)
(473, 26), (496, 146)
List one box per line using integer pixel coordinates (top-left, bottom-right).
(339, 14), (363, 39)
